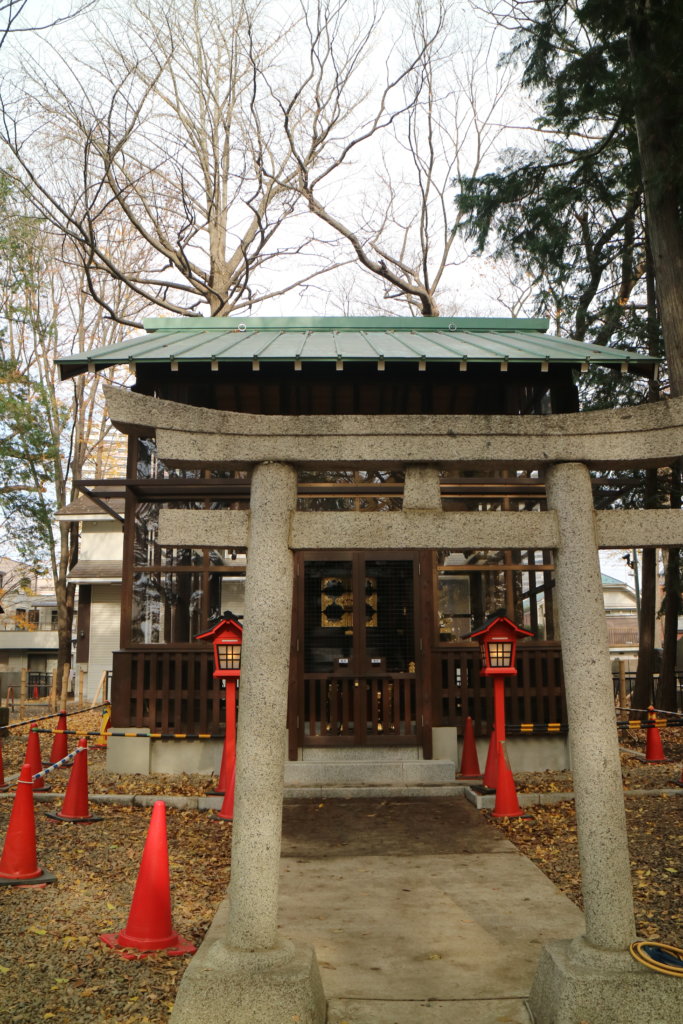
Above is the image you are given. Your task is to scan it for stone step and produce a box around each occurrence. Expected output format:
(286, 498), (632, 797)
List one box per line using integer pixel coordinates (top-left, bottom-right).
(284, 759), (456, 787)
(300, 746), (422, 762)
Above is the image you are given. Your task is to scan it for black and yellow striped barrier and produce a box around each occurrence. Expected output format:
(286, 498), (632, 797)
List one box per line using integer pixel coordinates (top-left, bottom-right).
(506, 723), (568, 736)
(109, 731), (223, 741)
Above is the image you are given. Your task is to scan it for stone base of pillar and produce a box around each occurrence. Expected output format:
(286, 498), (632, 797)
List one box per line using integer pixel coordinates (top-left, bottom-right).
(529, 936), (680, 1024)
(169, 899), (325, 1024)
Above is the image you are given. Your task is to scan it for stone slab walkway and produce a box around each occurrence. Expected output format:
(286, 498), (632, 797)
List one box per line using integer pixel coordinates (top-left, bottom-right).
(278, 797), (585, 1024)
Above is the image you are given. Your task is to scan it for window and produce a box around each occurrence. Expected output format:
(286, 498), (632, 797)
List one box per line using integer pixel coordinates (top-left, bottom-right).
(436, 550), (556, 642)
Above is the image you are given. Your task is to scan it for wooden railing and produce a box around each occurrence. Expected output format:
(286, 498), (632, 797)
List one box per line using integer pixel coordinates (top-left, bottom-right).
(432, 643), (565, 736)
(112, 649), (222, 735)
(298, 674), (419, 746)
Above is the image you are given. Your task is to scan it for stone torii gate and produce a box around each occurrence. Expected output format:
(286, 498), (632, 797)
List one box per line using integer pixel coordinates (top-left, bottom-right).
(106, 386), (683, 1024)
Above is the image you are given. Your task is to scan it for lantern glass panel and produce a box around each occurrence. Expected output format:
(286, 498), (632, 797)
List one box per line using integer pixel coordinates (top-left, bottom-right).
(217, 644), (241, 670)
(488, 640), (513, 667)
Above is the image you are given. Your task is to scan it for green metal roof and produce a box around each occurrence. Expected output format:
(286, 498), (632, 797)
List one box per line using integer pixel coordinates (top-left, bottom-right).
(57, 316), (658, 378)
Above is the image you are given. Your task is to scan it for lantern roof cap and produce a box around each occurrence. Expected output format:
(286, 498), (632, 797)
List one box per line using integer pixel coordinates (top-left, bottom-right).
(464, 611), (534, 642)
(195, 611), (243, 642)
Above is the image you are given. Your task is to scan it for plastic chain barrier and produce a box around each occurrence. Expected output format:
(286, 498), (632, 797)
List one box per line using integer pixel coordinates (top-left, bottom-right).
(506, 723), (568, 736)
(3, 703), (111, 731)
(109, 731), (223, 740)
(0, 745), (89, 792)
(31, 745), (86, 782)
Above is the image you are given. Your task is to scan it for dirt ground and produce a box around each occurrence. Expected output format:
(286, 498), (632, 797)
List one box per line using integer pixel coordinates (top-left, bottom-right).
(0, 710), (681, 1022)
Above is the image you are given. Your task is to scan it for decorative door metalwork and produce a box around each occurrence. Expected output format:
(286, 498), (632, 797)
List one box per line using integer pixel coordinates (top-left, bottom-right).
(298, 554), (419, 745)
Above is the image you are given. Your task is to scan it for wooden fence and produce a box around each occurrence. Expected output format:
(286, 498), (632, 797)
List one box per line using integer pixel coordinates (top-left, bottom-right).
(432, 643), (565, 736)
(112, 649), (221, 735)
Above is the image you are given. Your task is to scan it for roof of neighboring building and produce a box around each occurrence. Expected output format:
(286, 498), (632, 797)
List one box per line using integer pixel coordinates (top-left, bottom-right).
(57, 316), (658, 378)
(68, 561), (122, 583)
(56, 496), (126, 520)
(601, 573), (634, 589)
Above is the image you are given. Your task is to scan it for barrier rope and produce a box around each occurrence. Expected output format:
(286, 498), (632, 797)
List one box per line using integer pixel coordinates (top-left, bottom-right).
(32, 745), (86, 781)
(615, 706), (683, 720)
(0, 744), (90, 791)
(33, 729), (109, 738)
(629, 941), (683, 978)
(109, 731), (222, 740)
(2, 703), (111, 731)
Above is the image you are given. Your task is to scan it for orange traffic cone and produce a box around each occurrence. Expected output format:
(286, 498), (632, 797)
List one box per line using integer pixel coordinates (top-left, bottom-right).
(215, 760), (236, 822)
(0, 763), (57, 886)
(0, 742), (9, 792)
(207, 727), (234, 796)
(645, 707), (668, 763)
(46, 739), (102, 824)
(49, 712), (69, 765)
(491, 743), (525, 818)
(25, 726), (49, 792)
(100, 801), (195, 958)
(482, 725), (498, 789)
(458, 716), (481, 778)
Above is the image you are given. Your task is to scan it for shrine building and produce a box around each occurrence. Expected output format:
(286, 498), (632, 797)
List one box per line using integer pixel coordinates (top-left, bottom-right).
(58, 315), (662, 781)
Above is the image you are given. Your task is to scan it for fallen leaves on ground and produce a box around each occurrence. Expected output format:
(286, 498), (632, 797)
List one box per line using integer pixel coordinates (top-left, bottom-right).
(0, 804), (230, 1024)
(489, 794), (682, 946)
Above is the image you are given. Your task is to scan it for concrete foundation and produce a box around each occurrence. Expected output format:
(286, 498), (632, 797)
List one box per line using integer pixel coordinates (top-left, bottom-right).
(169, 900), (325, 1024)
(107, 735), (222, 775)
(529, 936), (682, 1024)
(106, 731), (570, 777)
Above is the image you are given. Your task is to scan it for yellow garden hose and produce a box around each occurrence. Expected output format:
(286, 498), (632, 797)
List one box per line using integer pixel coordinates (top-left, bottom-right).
(629, 940), (683, 977)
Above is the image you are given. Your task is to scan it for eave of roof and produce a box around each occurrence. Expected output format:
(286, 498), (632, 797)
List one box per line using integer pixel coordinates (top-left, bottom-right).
(68, 560), (122, 583)
(57, 315), (659, 380)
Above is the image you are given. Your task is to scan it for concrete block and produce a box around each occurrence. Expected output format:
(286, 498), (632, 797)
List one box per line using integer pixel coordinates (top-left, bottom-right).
(150, 738), (222, 775)
(107, 730), (151, 774)
(529, 937), (682, 1024)
(170, 898), (325, 1024)
(431, 727), (457, 763)
(327, 997), (532, 1023)
(132, 795), (198, 809)
(538, 791), (574, 805)
(90, 794), (134, 806)
(198, 796), (223, 811)
(401, 760), (455, 784)
(284, 759), (456, 787)
(300, 746), (420, 761)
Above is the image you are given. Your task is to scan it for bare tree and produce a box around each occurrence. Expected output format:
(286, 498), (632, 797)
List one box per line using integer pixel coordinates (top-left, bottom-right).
(2, 0), (425, 322)
(0, 178), (144, 685)
(0, 0), (98, 49)
(275, 0), (515, 316)
(1, 0), (509, 323)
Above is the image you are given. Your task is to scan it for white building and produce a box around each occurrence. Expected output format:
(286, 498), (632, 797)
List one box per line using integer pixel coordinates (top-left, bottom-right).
(55, 496), (124, 701)
(0, 556), (59, 696)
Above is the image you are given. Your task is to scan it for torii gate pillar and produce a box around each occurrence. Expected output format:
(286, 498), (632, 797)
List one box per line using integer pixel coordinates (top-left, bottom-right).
(170, 461), (325, 1024)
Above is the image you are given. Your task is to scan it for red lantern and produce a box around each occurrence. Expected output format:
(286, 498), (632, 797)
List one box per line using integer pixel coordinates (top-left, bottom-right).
(196, 613), (243, 793)
(196, 615), (243, 682)
(466, 613), (533, 748)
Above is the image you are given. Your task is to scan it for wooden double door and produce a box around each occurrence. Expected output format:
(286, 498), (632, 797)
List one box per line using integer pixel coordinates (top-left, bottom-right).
(291, 552), (422, 747)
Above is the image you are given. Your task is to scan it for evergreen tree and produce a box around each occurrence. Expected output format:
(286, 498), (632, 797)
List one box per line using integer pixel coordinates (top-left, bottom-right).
(456, 1), (681, 708)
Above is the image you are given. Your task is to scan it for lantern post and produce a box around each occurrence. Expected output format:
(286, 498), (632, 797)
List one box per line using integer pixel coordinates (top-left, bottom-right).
(195, 611), (243, 787)
(466, 612), (533, 762)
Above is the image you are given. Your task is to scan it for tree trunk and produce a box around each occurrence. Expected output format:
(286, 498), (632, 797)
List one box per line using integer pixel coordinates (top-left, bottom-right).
(55, 520), (79, 701)
(632, 543), (656, 712)
(630, 9), (683, 397)
(658, 460), (681, 711)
